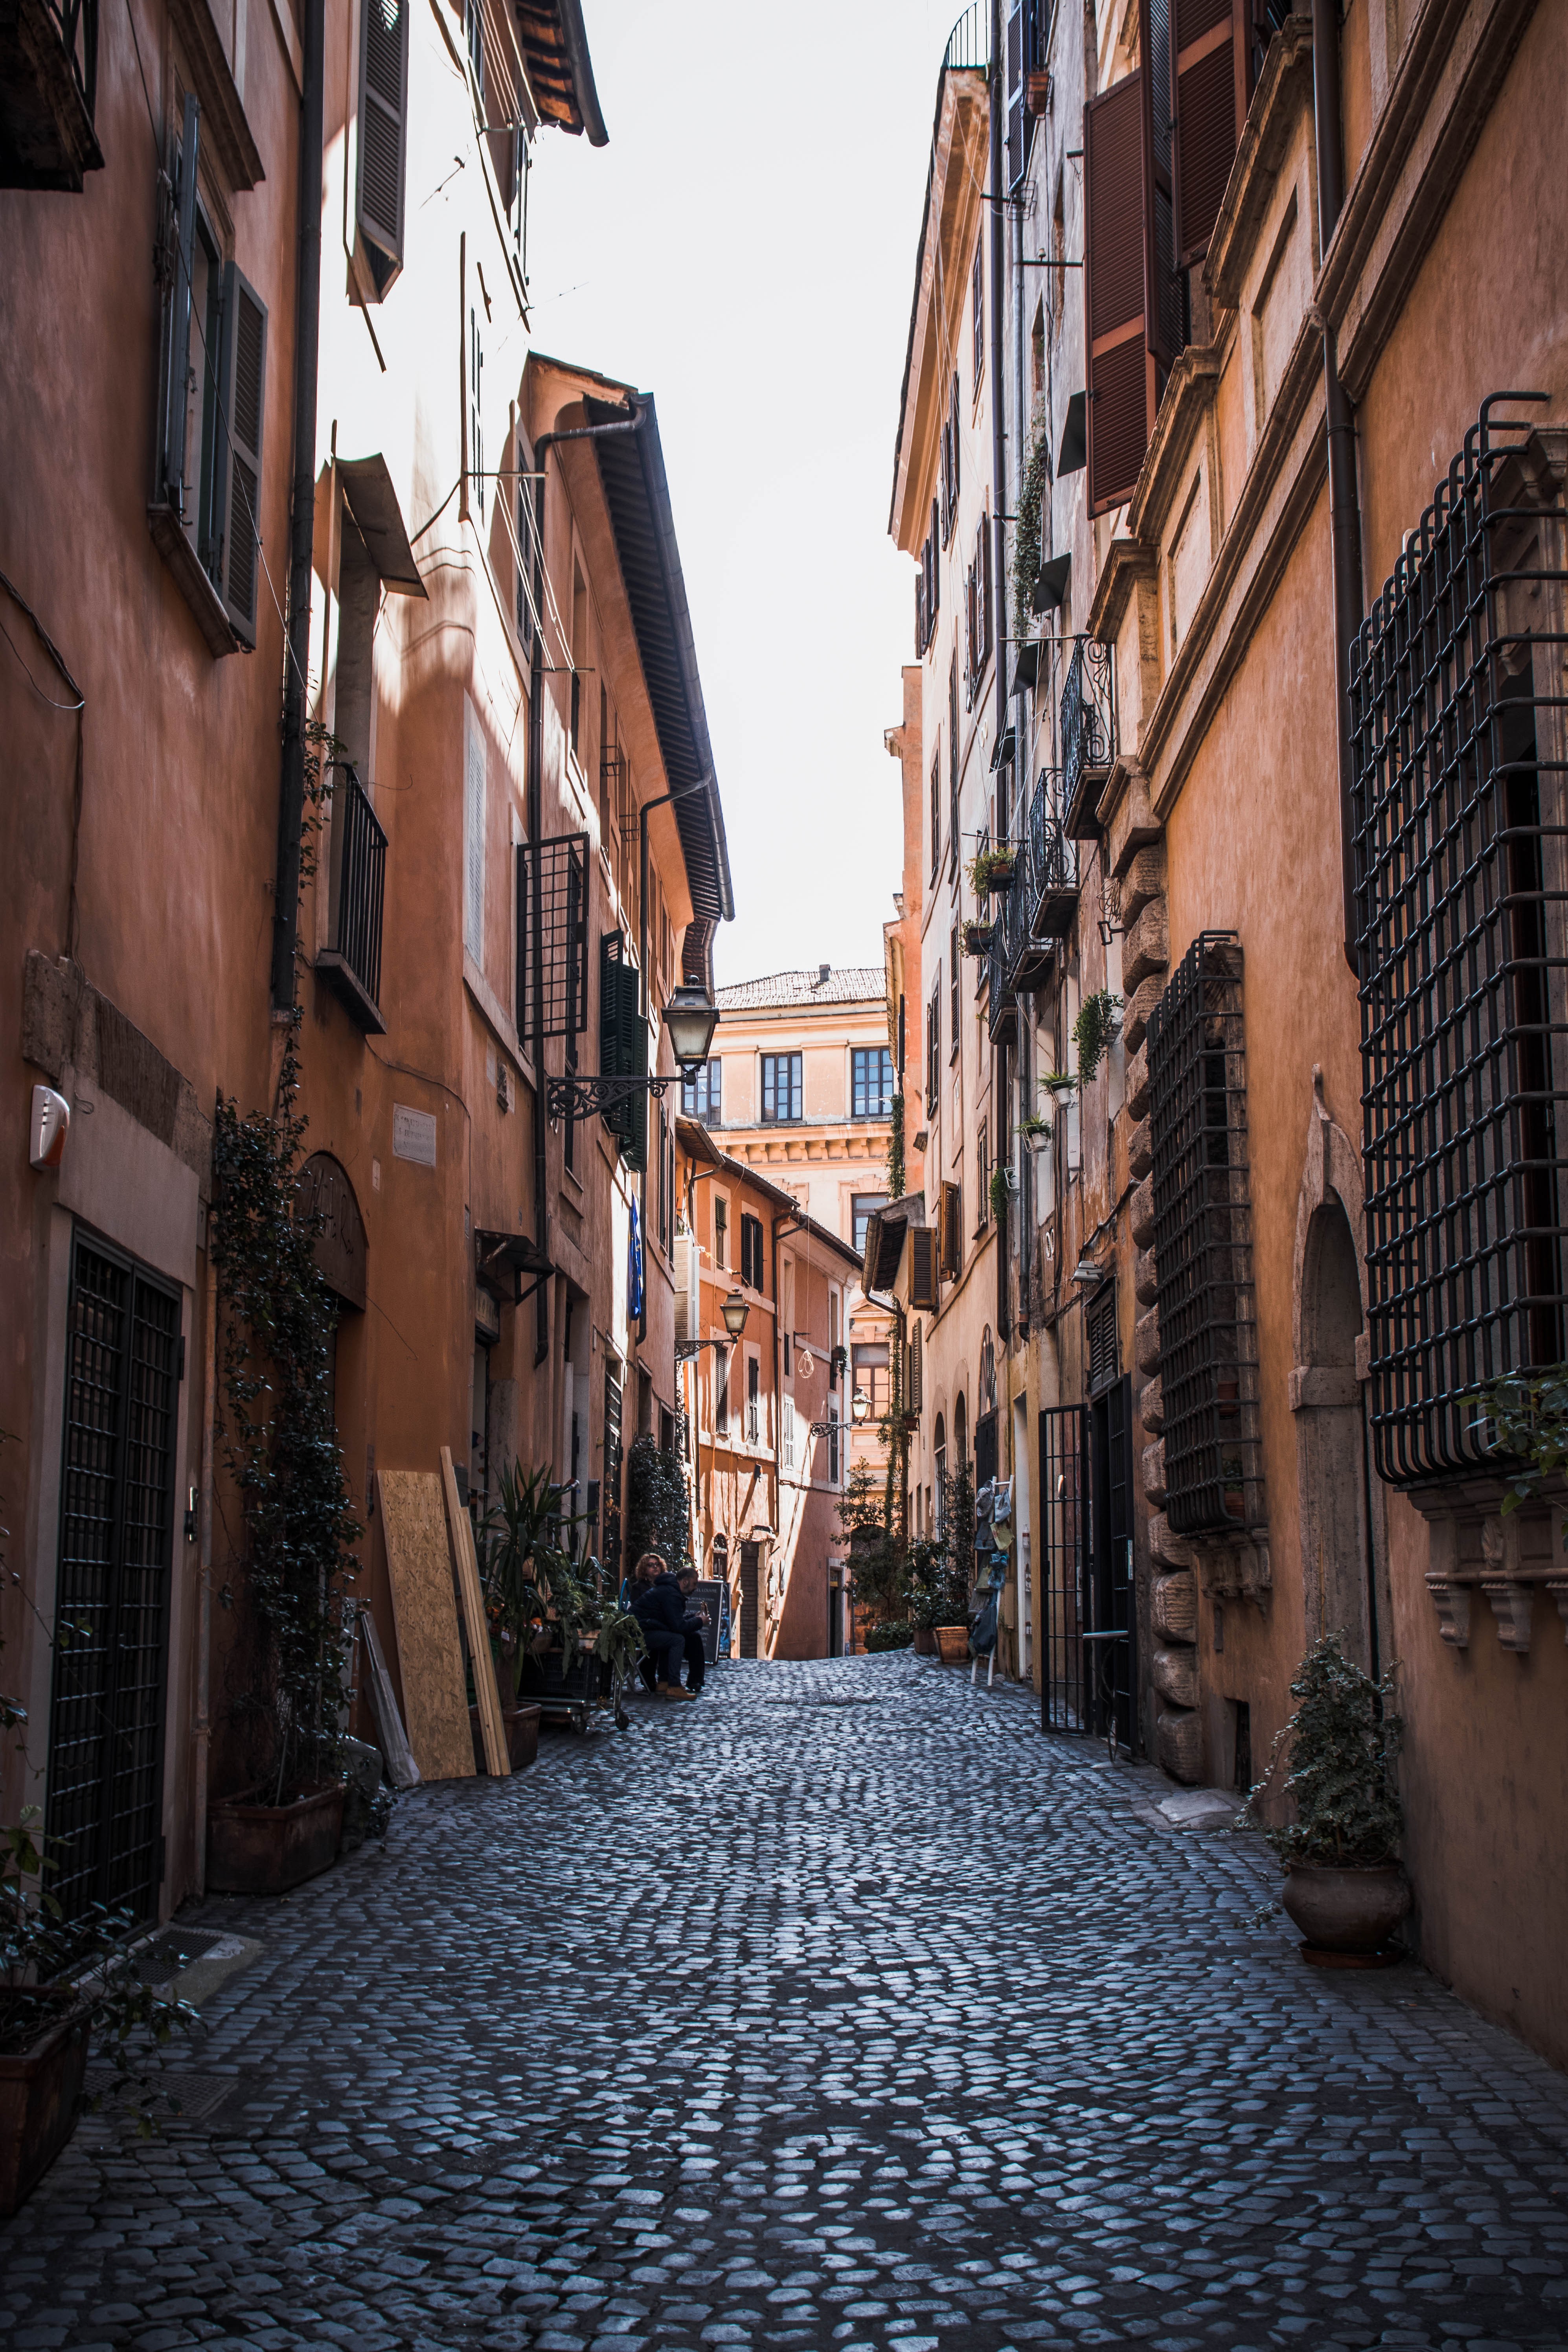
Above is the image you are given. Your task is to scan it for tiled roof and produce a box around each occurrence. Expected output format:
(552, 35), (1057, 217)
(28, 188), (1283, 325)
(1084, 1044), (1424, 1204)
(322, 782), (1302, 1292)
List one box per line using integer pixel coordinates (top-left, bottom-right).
(716, 966), (886, 1010)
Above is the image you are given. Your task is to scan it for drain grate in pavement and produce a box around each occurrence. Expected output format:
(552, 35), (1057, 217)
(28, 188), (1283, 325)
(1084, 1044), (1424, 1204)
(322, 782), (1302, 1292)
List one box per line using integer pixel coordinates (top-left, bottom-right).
(85, 2068), (255, 2126)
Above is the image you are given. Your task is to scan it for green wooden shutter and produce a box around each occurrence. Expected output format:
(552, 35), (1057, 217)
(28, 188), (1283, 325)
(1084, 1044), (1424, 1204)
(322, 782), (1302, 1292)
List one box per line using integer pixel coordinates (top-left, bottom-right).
(217, 263), (267, 644)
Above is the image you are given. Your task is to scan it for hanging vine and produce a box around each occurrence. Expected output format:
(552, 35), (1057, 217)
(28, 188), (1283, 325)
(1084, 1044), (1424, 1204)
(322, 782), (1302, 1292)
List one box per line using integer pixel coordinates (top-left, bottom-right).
(1012, 408), (1051, 643)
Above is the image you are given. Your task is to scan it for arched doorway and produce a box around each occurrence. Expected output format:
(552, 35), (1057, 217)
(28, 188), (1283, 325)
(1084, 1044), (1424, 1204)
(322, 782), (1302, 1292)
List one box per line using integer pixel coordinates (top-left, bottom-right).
(1296, 1197), (1374, 1666)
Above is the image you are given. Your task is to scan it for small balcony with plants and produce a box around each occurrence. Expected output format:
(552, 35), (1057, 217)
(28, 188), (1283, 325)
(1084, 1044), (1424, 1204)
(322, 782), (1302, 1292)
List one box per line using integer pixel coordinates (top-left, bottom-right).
(1060, 636), (1117, 836)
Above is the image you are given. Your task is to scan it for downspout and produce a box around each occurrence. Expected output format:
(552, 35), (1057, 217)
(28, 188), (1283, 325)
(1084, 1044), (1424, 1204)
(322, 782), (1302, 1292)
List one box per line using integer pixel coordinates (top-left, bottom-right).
(637, 774), (715, 1348)
(990, 0), (1013, 1347)
(526, 411), (642, 1367)
(192, 1247), (217, 1897)
(1311, 0), (1363, 978)
(269, 0), (326, 1011)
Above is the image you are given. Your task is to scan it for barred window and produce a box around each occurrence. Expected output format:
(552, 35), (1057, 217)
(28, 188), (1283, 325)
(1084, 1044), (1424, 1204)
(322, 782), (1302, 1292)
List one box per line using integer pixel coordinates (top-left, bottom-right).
(1146, 932), (1264, 1535)
(1353, 396), (1568, 1484)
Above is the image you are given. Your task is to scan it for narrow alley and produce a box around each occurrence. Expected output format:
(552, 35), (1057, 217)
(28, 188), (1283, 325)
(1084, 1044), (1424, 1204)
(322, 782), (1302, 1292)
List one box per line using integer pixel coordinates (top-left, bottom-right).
(4, 1660), (1565, 2352)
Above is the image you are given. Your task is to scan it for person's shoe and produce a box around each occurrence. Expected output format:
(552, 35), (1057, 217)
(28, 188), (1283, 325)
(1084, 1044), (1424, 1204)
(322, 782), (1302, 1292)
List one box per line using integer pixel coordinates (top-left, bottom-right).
(660, 1684), (697, 1701)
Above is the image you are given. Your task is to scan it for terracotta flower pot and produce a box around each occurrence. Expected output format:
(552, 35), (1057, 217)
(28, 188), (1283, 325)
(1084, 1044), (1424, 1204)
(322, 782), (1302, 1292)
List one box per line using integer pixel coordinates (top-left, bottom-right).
(470, 1702), (542, 1772)
(0, 1992), (91, 2216)
(1281, 1863), (1411, 1959)
(934, 1624), (971, 1664)
(207, 1780), (347, 1896)
(913, 1626), (937, 1656)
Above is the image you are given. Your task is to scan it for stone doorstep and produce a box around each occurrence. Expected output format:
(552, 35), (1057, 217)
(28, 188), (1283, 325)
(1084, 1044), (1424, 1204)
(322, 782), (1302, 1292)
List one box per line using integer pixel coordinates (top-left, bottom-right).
(1120, 1776), (1245, 1834)
(132, 1922), (265, 2010)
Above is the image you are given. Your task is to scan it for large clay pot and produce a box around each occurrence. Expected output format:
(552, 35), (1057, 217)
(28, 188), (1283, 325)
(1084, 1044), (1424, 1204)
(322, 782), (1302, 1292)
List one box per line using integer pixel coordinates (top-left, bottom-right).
(913, 1627), (937, 1657)
(207, 1781), (347, 1896)
(0, 1993), (90, 2215)
(934, 1624), (970, 1664)
(1282, 1863), (1411, 1957)
(505, 1703), (541, 1769)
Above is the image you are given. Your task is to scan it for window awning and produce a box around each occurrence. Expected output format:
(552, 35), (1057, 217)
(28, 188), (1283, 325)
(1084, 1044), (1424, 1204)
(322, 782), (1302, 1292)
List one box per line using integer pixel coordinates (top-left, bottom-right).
(338, 455), (428, 598)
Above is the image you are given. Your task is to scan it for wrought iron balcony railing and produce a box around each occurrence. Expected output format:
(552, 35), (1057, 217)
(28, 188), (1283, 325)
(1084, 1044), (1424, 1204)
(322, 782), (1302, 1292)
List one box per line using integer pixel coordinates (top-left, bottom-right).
(1061, 638), (1117, 833)
(943, 0), (988, 72)
(0, 0), (102, 189)
(318, 765), (388, 1034)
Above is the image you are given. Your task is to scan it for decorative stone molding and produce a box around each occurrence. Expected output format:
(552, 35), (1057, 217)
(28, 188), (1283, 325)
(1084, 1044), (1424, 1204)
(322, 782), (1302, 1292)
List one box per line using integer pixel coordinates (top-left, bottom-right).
(1152, 1646), (1199, 1708)
(1121, 897), (1170, 992)
(1191, 1528), (1271, 1601)
(1101, 759), (1163, 877)
(1288, 1365), (1360, 1410)
(1122, 973), (1164, 1054)
(1138, 1374), (1164, 1432)
(1426, 1576), (1472, 1649)
(1134, 1246), (1158, 1306)
(1142, 1438), (1167, 1508)
(1152, 1567), (1196, 1640)
(1547, 1581), (1568, 1643)
(1482, 1581), (1533, 1654)
(1205, 13), (1315, 309)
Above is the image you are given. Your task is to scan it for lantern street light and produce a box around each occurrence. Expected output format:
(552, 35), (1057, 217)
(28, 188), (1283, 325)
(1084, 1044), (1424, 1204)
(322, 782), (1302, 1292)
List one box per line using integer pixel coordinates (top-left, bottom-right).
(545, 984), (720, 1122)
(851, 1388), (872, 1425)
(720, 1289), (750, 1339)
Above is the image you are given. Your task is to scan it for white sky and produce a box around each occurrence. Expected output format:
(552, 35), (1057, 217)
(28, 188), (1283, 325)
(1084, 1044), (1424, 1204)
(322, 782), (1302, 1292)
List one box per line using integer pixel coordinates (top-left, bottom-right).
(528, 0), (962, 989)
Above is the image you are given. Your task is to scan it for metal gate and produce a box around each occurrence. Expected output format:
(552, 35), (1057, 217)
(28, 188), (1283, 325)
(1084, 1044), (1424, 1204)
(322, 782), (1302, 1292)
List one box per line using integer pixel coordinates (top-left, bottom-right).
(48, 1231), (181, 1924)
(738, 1539), (760, 1658)
(1039, 1405), (1086, 1730)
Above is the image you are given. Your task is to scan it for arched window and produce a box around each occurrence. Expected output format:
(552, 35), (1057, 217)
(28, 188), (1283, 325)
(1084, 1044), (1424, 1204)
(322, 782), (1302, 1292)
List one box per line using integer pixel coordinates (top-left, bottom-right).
(979, 1327), (996, 1414)
(934, 1412), (947, 1532)
(954, 1392), (968, 1469)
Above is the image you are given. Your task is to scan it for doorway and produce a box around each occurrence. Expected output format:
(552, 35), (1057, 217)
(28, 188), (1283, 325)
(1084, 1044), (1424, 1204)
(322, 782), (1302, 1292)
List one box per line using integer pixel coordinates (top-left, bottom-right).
(1296, 1200), (1374, 1667)
(47, 1230), (181, 1924)
(739, 1539), (761, 1657)
(1088, 1372), (1136, 1754)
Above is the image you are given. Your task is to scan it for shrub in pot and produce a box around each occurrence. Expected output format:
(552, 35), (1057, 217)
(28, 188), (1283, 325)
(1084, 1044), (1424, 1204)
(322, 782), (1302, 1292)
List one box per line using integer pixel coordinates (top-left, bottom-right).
(865, 1620), (913, 1653)
(1241, 1635), (1410, 1962)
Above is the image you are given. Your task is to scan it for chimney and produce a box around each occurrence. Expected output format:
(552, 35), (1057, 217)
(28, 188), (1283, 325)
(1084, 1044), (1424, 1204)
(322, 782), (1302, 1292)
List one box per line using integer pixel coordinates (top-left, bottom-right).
(817, 962), (830, 987)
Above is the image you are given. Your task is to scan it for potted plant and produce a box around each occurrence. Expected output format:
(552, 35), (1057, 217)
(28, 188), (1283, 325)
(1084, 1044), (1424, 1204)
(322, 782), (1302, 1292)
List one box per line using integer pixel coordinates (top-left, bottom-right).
(1040, 1068), (1077, 1105)
(1, 1809), (194, 2212)
(989, 1165), (1015, 1222)
(865, 1620), (913, 1652)
(967, 845), (1017, 896)
(1072, 988), (1123, 1085)
(1241, 1635), (1410, 1964)
(930, 1465), (976, 1663)
(474, 1459), (564, 1767)
(1020, 1112), (1052, 1152)
(904, 1537), (949, 1656)
(961, 918), (994, 956)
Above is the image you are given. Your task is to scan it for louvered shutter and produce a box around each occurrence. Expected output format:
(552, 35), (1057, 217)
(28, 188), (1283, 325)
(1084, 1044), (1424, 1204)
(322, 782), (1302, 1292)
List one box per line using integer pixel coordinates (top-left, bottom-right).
(1142, 0), (1184, 370)
(941, 1181), (961, 1277)
(930, 500), (941, 615)
(910, 1320), (923, 1412)
(950, 371), (961, 506)
(464, 701), (485, 962)
(980, 514), (993, 670)
(1084, 72), (1152, 518)
(217, 263), (267, 643)
(910, 1228), (939, 1311)
(1172, 0), (1250, 266)
(162, 96), (200, 509)
(357, 0), (408, 294)
(1005, 0), (1026, 190)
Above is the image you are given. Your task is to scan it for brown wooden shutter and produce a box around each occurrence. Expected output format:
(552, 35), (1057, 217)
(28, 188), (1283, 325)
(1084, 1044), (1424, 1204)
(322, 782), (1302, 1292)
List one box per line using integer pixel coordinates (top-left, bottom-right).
(941, 1181), (962, 1278)
(1084, 72), (1149, 517)
(1172, 0), (1251, 267)
(910, 1228), (939, 1311)
(217, 263), (268, 643)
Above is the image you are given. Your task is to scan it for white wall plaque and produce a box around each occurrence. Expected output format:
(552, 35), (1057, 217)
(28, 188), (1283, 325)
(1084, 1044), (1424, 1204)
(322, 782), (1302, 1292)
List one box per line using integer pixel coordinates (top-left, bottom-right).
(392, 1105), (437, 1167)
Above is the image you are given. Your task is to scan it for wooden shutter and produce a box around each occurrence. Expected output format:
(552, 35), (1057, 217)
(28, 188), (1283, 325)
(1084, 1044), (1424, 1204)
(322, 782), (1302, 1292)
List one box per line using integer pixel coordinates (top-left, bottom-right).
(464, 700), (485, 962)
(1005, 0), (1026, 191)
(1084, 73), (1149, 517)
(162, 96), (200, 508)
(910, 1228), (939, 1311)
(941, 1180), (961, 1277)
(357, 0), (408, 293)
(217, 263), (267, 643)
(1172, 0), (1251, 266)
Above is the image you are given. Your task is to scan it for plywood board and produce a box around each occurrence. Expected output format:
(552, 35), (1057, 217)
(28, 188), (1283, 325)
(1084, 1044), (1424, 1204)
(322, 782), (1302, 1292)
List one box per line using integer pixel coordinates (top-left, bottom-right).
(377, 1469), (474, 1781)
(441, 1446), (509, 1778)
(357, 1604), (421, 1789)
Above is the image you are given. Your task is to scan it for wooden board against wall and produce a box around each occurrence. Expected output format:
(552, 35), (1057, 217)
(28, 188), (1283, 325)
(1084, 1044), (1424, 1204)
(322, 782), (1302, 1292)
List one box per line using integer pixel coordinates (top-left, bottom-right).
(441, 1445), (508, 1778)
(377, 1469), (474, 1781)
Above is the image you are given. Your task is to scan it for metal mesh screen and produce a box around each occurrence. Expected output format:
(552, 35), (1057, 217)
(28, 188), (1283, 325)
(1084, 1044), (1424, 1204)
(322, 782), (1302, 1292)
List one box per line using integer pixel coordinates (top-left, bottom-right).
(1146, 931), (1263, 1535)
(518, 832), (588, 1039)
(1039, 1405), (1086, 1733)
(1352, 396), (1568, 1485)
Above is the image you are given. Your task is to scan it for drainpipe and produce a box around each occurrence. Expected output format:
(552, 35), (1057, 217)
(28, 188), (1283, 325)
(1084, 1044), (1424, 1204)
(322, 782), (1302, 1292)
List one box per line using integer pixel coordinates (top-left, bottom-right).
(637, 775), (715, 1346)
(527, 412), (642, 1366)
(989, 0), (1014, 1345)
(269, 0), (326, 1011)
(192, 1247), (217, 1897)
(1311, 0), (1364, 978)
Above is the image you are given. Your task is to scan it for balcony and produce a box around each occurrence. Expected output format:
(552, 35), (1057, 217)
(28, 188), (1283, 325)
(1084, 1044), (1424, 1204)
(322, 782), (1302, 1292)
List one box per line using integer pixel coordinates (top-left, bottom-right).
(317, 765), (388, 1034)
(1060, 637), (1117, 837)
(0, 0), (101, 189)
(987, 773), (1079, 1035)
(943, 0), (988, 70)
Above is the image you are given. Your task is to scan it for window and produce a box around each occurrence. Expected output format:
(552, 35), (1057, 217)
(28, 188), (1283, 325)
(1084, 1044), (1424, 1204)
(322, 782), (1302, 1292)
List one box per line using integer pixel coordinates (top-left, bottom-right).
(949, 653), (960, 865)
(926, 981), (941, 1114)
(941, 1180), (962, 1279)
(827, 1402), (841, 1486)
(930, 752), (941, 879)
(761, 1053), (802, 1123)
(355, 0), (408, 299)
(977, 1120), (989, 1225)
(152, 102), (269, 648)
(853, 1343), (890, 1424)
(782, 1393), (796, 1475)
(463, 696), (485, 963)
(972, 233), (985, 386)
(852, 1193), (887, 1257)
(740, 1212), (765, 1293)
(463, 0), (483, 98)
(965, 511), (993, 707)
(468, 305), (484, 518)
(852, 1047), (894, 1119)
(714, 1192), (728, 1270)
(714, 1344), (730, 1437)
(746, 1353), (761, 1445)
(682, 1059), (722, 1122)
(950, 926), (960, 1058)
(940, 371), (961, 545)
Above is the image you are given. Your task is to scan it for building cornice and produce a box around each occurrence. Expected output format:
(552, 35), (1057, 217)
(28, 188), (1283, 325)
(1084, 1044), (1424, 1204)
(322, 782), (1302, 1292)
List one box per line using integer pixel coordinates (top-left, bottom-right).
(1204, 16), (1315, 311)
(1086, 537), (1158, 647)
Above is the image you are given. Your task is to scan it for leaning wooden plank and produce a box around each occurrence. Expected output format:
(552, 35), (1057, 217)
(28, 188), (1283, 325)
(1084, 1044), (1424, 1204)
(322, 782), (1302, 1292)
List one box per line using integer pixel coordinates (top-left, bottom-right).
(377, 1468), (474, 1780)
(357, 1603), (421, 1789)
(441, 1445), (509, 1778)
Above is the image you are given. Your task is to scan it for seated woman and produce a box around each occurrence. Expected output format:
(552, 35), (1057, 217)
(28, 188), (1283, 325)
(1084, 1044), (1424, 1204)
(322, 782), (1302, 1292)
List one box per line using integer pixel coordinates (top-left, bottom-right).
(627, 1552), (696, 1701)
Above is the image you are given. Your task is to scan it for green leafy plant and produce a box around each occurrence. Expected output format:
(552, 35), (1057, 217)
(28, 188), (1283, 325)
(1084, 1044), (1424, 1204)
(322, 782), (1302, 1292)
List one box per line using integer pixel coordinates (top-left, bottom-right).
(1013, 407), (1051, 641)
(865, 1620), (913, 1652)
(1241, 1636), (1404, 1866)
(961, 919), (994, 956)
(1040, 1070), (1076, 1096)
(838, 1462), (903, 1624)
(1474, 1367), (1568, 1529)
(1, 1808), (195, 2128)
(967, 846), (1017, 896)
(625, 1435), (693, 1576)
(886, 1090), (905, 1201)
(903, 1537), (950, 1631)
(939, 1464), (976, 1624)
(1073, 989), (1123, 1085)
(989, 1165), (1013, 1220)
(1020, 1112), (1052, 1141)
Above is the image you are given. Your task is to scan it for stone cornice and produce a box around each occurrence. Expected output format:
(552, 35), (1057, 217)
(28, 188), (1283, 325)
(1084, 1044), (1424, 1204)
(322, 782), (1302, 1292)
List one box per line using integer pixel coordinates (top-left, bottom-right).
(1127, 342), (1225, 545)
(1204, 17), (1315, 310)
(1318, 0), (1540, 400)
(1086, 537), (1158, 647)
(169, 0), (265, 189)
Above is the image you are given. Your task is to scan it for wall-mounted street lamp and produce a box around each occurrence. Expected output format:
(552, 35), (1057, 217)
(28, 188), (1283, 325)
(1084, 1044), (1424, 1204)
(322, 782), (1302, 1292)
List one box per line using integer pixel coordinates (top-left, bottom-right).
(545, 983), (720, 1123)
(851, 1388), (872, 1425)
(675, 1287), (750, 1363)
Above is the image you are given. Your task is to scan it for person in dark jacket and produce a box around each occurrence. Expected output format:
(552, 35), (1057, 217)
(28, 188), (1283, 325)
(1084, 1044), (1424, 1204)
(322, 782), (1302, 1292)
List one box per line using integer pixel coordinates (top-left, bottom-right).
(628, 1553), (695, 1700)
(676, 1565), (710, 1695)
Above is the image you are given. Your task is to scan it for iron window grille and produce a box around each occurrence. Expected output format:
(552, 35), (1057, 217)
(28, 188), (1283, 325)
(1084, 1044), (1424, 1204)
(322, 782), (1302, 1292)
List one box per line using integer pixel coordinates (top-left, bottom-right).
(320, 763), (387, 1033)
(1146, 931), (1265, 1535)
(517, 832), (588, 1039)
(1061, 636), (1118, 828)
(1086, 1280), (1119, 1395)
(1352, 393), (1568, 1484)
(761, 1052), (803, 1123)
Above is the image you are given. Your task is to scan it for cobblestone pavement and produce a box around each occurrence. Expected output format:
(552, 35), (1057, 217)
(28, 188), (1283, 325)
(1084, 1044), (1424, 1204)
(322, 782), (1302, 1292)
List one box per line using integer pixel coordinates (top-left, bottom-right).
(4, 1654), (1568, 2352)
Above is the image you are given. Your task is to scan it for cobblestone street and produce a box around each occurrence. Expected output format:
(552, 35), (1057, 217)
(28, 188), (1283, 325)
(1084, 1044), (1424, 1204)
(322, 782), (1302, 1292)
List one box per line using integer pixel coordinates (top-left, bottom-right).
(4, 1655), (1567, 2352)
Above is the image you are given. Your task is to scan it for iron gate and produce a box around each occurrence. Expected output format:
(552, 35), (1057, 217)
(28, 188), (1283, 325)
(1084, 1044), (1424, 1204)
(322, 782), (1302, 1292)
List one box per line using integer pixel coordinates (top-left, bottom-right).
(48, 1231), (181, 1924)
(1039, 1405), (1086, 1731)
(1039, 1377), (1137, 1751)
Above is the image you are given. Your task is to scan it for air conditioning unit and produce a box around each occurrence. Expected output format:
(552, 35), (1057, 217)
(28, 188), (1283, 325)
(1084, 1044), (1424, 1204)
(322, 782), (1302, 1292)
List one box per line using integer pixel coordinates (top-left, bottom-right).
(674, 1228), (701, 1342)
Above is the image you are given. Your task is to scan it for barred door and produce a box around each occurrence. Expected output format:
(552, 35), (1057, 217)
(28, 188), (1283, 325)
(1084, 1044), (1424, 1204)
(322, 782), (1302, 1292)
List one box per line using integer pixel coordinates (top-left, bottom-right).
(1039, 1406), (1086, 1731)
(1088, 1373), (1137, 1755)
(48, 1232), (182, 1924)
